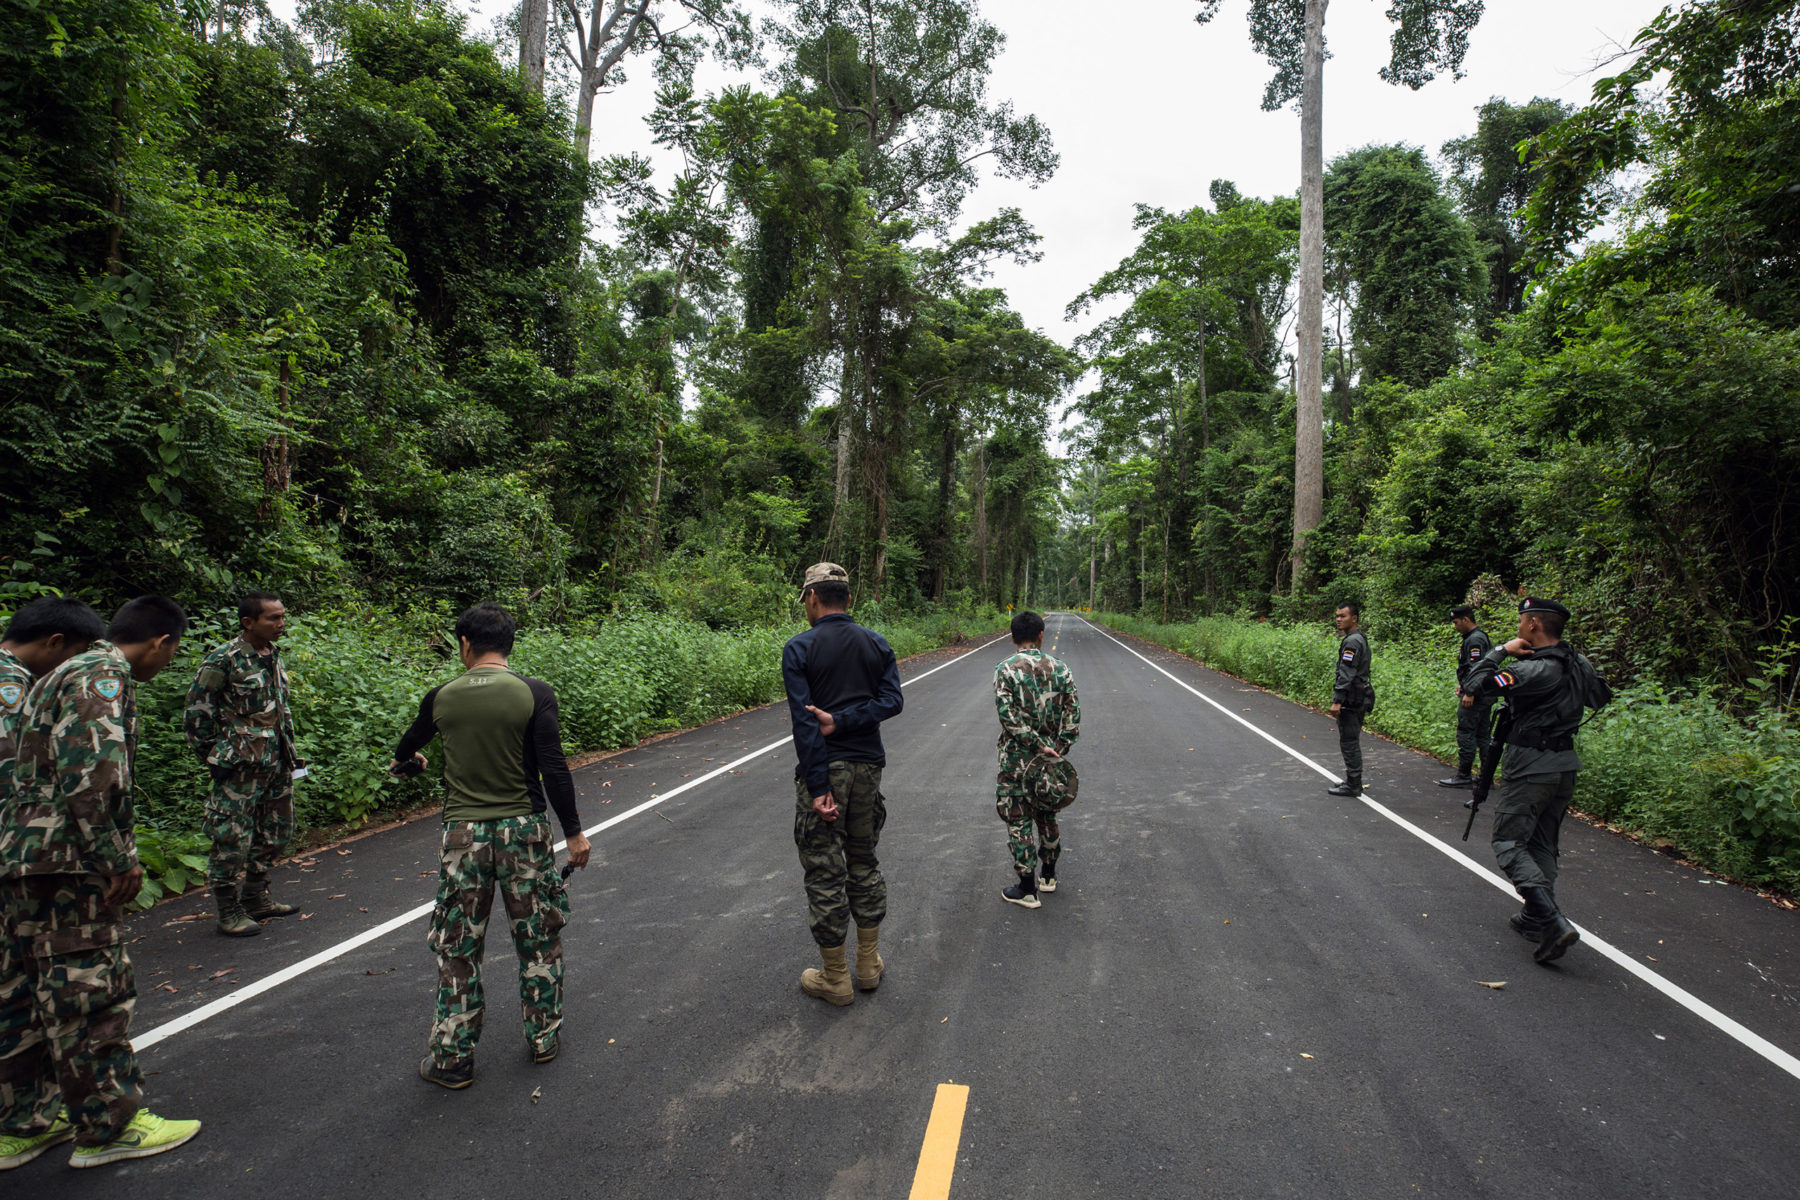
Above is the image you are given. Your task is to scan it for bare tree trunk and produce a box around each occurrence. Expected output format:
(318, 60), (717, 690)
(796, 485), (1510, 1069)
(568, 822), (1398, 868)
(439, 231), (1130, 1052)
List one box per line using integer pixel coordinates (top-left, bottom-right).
(825, 356), (855, 557)
(571, 0), (651, 160)
(521, 0), (548, 94)
(1290, 0), (1328, 592)
(1087, 530), (1097, 612)
(971, 443), (989, 594)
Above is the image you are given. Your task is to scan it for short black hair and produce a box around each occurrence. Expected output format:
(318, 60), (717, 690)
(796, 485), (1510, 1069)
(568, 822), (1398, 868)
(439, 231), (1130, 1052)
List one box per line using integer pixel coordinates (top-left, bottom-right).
(805, 581), (850, 609)
(108, 596), (188, 644)
(1530, 609), (1567, 638)
(1011, 610), (1046, 643)
(3, 596), (106, 646)
(1336, 601), (1360, 618)
(239, 592), (282, 624)
(455, 602), (516, 657)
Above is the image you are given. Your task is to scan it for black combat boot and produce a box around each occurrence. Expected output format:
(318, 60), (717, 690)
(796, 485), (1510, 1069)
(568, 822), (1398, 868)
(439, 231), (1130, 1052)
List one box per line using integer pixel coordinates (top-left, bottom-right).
(1519, 886), (1580, 963)
(1437, 759), (1476, 788)
(213, 885), (262, 937)
(1326, 774), (1363, 797)
(1038, 862), (1057, 893)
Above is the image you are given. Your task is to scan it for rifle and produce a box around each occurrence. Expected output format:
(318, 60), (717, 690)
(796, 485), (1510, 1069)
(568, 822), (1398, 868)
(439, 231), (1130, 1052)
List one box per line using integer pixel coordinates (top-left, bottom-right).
(1462, 706), (1512, 841)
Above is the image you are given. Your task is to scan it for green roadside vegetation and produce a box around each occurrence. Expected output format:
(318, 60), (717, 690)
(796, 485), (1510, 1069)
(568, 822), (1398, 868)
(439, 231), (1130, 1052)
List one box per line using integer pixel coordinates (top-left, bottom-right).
(1094, 612), (1800, 899)
(128, 602), (1007, 909)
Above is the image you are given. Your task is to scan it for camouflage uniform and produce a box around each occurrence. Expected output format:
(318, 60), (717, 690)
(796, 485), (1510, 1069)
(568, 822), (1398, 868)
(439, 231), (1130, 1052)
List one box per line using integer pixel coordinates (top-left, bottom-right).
(0, 643), (145, 1148)
(993, 648), (1081, 879)
(427, 815), (570, 1066)
(183, 636), (297, 889)
(793, 764), (887, 947)
(0, 648), (30, 804)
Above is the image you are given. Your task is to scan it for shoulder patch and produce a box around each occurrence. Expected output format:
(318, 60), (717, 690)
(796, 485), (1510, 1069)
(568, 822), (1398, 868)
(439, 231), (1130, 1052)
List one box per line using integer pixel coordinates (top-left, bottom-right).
(1340, 650), (1357, 662)
(1495, 671), (1516, 688)
(0, 683), (22, 710)
(91, 676), (124, 703)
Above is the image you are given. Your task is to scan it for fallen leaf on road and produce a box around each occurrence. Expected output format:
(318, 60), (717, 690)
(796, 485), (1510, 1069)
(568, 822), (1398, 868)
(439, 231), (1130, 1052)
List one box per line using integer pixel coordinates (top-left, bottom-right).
(336, 850), (351, 856)
(328, 893), (347, 900)
(1300, 1053), (1314, 1059)
(530, 1087), (542, 1104)
(601, 781), (611, 787)
(358, 907), (369, 913)
(168, 914), (208, 924)
(1646, 955), (1658, 962)
(157, 983), (178, 994)
(299, 913), (313, 920)
(1476, 981), (1507, 989)
(608, 1039), (615, 1044)
(208, 966), (237, 980)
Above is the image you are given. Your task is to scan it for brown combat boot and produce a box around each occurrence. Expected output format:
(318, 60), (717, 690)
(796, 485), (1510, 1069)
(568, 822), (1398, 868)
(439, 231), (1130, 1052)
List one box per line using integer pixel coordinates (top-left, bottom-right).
(241, 873), (296, 919)
(854, 924), (883, 991)
(799, 944), (853, 1006)
(213, 885), (262, 938)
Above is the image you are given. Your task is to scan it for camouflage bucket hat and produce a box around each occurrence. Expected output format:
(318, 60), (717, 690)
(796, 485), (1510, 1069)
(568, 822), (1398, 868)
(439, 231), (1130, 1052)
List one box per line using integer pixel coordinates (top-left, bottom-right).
(1024, 755), (1080, 811)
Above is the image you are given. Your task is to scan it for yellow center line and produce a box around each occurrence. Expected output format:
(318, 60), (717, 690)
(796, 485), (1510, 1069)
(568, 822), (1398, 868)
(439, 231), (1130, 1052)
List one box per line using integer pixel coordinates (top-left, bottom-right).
(908, 1082), (971, 1200)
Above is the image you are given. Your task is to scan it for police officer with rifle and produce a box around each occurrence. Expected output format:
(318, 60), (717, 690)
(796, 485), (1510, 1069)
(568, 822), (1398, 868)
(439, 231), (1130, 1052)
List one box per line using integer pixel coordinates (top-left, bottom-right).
(1458, 597), (1610, 964)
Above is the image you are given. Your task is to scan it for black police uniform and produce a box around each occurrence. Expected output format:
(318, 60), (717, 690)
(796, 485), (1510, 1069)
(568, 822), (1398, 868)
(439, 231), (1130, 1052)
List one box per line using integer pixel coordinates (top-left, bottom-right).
(1439, 612), (1495, 787)
(1460, 597), (1590, 963)
(1327, 627), (1371, 795)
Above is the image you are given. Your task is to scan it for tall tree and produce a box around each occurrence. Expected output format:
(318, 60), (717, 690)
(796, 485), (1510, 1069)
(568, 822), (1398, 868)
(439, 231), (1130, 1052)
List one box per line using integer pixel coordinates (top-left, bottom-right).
(1192, 0), (1487, 591)
(550, 0), (753, 159)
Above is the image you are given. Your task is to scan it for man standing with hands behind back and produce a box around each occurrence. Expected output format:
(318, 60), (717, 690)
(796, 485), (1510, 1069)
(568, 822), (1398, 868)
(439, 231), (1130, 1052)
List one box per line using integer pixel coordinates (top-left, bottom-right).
(782, 563), (904, 1007)
(1327, 602), (1372, 796)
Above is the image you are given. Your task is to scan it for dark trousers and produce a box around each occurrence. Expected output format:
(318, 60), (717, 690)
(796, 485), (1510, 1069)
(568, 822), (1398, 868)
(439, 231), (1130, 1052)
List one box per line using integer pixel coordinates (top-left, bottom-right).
(1455, 698), (1496, 770)
(1491, 771), (1578, 894)
(1337, 708), (1365, 776)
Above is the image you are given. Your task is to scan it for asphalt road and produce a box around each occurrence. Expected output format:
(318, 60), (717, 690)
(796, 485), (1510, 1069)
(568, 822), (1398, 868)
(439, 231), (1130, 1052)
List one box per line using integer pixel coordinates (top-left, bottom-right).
(20, 614), (1800, 1198)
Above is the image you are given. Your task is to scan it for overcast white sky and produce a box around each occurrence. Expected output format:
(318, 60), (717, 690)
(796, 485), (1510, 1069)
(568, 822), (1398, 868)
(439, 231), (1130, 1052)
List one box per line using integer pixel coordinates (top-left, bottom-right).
(276, 0), (1669, 419)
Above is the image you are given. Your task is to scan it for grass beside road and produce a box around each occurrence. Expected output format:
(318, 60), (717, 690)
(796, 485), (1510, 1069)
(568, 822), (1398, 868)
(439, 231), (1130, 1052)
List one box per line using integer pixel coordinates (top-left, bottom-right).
(1091, 612), (1800, 900)
(129, 606), (1006, 909)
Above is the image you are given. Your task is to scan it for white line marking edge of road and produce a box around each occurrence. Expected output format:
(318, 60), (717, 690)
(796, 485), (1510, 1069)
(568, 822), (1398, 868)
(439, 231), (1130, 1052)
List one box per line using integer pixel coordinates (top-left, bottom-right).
(1071, 613), (1800, 1084)
(136, 630), (1015, 1052)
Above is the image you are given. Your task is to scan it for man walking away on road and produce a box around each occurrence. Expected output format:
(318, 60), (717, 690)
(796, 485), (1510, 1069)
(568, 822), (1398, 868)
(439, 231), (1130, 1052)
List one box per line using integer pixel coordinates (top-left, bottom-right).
(2, 598), (107, 789)
(994, 611), (1080, 910)
(782, 563), (903, 1006)
(1327, 602), (1372, 796)
(1460, 597), (1607, 964)
(1438, 604), (1494, 789)
(391, 603), (588, 1089)
(184, 592), (306, 937)
(0, 597), (202, 1170)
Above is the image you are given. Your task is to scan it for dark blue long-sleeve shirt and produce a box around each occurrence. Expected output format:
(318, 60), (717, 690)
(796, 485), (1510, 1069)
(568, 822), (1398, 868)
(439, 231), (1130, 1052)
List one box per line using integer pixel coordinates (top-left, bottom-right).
(782, 613), (904, 795)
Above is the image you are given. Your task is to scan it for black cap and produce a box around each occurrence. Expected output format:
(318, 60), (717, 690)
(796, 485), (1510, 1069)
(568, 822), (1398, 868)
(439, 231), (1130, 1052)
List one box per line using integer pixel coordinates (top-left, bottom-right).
(1448, 604), (1475, 620)
(1518, 596), (1571, 618)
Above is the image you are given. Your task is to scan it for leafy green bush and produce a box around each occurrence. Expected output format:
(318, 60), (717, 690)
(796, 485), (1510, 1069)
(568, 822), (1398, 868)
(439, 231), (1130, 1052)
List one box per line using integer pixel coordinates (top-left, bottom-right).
(1096, 612), (1800, 894)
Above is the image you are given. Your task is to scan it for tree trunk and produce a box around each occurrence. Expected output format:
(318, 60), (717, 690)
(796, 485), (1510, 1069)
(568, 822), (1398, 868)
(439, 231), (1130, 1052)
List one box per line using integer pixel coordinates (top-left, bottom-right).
(521, 0), (548, 94)
(972, 443), (989, 594)
(1290, 0), (1328, 591)
(826, 357), (855, 557)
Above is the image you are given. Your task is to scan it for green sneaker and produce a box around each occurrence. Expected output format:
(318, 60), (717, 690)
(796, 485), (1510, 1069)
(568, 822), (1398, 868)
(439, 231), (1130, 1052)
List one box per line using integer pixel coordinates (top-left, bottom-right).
(68, 1111), (201, 1168)
(0, 1115), (72, 1170)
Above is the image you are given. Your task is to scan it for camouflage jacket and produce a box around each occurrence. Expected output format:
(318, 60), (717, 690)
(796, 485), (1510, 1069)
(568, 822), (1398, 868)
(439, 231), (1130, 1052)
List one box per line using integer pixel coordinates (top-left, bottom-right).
(184, 635), (296, 771)
(0, 646), (31, 790)
(994, 648), (1081, 767)
(0, 641), (138, 878)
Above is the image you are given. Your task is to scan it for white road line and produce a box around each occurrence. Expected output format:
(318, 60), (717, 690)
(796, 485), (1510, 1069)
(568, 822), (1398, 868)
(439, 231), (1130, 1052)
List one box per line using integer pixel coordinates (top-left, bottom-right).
(136, 631), (1014, 1052)
(1073, 614), (1800, 1085)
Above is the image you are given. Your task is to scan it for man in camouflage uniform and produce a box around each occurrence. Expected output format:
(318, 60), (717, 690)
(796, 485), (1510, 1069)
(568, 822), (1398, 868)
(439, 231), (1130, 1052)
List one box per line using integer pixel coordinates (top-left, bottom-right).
(783, 563), (903, 1006)
(993, 611), (1080, 910)
(1438, 604), (1494, 788)
(184, 592), (303, 937)
(390, 603), (586, 1088)
(0, 597), (202, 1170)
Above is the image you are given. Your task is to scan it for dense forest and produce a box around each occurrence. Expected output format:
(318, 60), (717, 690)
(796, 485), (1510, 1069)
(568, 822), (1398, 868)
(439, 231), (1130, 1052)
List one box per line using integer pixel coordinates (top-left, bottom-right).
(3, 0), (1799, 888)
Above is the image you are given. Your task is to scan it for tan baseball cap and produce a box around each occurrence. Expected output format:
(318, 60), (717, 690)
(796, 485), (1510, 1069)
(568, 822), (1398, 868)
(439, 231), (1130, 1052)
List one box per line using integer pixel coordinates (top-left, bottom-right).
(800, 562), (849, 593)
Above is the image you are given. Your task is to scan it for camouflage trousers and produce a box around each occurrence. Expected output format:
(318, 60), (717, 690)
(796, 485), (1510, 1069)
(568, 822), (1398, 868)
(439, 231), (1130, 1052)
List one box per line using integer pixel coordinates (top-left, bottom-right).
(996, 768), (1062, 879)
(1491, 771), (1577, 894)
(426, 816), (570, 1067)
(0, 875), (143, 1147)
(794, 762), (887, 948)
(205, 763), (294, 888)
